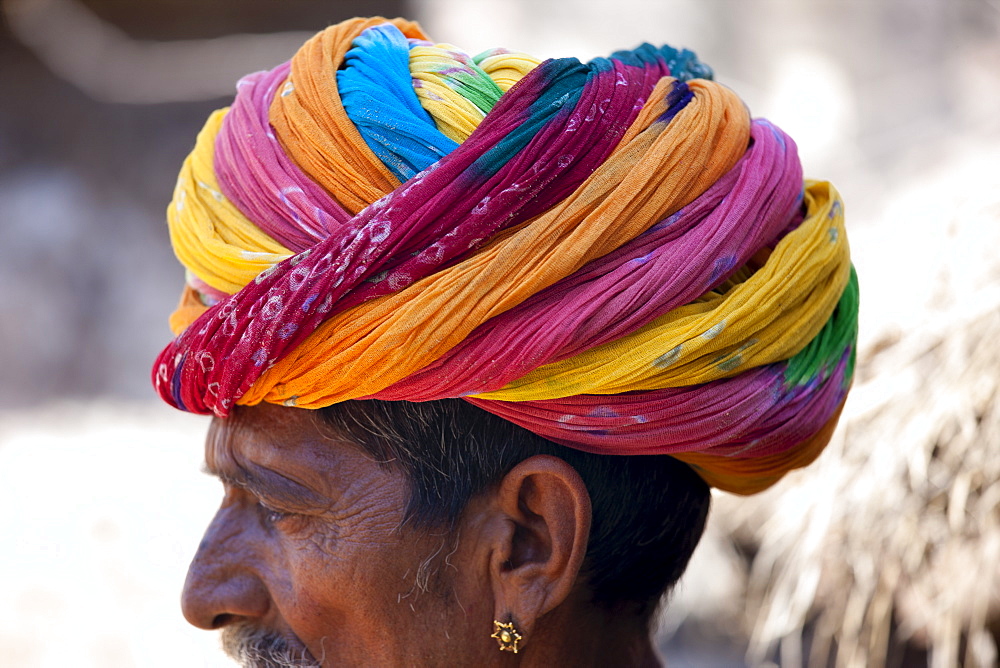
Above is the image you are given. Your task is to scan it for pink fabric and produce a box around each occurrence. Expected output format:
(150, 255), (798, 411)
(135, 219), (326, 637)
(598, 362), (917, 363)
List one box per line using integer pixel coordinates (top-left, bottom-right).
(156, 59), (680, 415)
(215, 63), (352, 252)
(372, 120), (802, 400)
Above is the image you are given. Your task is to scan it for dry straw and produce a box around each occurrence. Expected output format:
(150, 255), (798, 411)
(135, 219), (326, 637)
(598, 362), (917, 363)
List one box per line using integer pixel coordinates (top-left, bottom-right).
(707, 146), (1000, 668)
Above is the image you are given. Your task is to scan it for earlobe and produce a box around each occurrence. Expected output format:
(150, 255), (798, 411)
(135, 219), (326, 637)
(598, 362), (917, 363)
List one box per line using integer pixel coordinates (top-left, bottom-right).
(487, 455), (592, 648)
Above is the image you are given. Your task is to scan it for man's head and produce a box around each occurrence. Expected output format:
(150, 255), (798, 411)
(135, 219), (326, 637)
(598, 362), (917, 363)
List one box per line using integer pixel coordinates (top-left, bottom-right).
(184, 401), (710, 665)
(154, 15), (858, 666)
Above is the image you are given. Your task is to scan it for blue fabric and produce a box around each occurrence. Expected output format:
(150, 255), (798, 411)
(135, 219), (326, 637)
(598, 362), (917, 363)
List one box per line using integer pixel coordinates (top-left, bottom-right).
(337, 24), (459, 180)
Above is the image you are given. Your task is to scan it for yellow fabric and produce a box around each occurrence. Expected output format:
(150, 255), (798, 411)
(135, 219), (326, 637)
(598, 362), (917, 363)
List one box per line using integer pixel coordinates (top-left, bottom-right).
(410, 44), (542, 142)
(475, 50), (545, 92)
(167, 109), (291, 295)
(165, 30), (543, 326)
(475, 181), (850, 399)
(240, 78), (751, 407)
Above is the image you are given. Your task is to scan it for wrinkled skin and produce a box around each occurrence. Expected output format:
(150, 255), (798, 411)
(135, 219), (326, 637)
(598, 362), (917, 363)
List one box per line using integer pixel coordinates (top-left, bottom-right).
(183, 403), (495, 666)
(182, 403), (662, 667)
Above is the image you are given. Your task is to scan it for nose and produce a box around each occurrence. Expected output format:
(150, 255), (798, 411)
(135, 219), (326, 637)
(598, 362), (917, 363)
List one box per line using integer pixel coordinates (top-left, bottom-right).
(181, 507), (271, 629)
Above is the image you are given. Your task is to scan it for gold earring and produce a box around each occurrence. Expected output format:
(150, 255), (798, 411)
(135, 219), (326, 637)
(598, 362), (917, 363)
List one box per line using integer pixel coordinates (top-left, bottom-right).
(491, 619), (523, 653)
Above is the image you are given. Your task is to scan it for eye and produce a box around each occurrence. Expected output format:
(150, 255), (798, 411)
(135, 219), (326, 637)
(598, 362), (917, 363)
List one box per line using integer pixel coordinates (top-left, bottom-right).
(257, 501), (291, 525)
(267, 508), (289, 524)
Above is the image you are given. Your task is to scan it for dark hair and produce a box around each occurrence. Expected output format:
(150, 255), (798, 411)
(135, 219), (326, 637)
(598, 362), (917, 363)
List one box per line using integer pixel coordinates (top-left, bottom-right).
(318, 398), (710, 618)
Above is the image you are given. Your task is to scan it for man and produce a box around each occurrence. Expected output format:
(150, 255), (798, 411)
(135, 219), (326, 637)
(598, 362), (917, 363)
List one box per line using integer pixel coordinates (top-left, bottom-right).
(155, 17), (857, 666)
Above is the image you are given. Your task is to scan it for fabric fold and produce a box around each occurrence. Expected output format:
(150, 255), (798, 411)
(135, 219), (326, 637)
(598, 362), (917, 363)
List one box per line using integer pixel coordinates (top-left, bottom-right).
(153, 17), (858, 495)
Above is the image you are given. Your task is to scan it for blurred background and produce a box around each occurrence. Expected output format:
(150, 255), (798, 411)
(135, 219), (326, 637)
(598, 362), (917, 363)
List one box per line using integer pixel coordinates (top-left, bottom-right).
(1, 0), (998, 666)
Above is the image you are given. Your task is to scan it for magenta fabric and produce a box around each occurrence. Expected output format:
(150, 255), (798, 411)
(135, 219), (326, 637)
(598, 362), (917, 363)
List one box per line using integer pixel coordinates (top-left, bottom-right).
(370, 120), (803, 400)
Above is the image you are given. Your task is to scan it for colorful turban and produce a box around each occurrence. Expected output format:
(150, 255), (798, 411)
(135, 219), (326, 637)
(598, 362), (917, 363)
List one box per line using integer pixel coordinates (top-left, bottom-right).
(153, 17), (858, 495)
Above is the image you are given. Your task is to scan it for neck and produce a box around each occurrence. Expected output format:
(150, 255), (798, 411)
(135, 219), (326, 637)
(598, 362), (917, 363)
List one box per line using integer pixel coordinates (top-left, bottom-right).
(519, 598), (662, 667)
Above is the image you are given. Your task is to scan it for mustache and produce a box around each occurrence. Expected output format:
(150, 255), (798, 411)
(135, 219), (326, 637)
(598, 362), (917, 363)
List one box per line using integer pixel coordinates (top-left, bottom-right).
(221, 624), (321, 668)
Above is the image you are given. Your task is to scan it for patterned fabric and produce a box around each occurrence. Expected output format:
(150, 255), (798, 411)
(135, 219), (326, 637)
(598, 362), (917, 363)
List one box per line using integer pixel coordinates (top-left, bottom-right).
(154, 17), (858, 495)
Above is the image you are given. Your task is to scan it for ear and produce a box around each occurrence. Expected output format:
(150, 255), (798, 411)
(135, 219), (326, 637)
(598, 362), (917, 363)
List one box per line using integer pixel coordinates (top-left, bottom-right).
(487, 455), (592, 646)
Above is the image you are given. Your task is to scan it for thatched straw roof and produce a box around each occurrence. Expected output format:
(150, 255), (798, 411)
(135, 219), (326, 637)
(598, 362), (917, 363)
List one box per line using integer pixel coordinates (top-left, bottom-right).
(703, 145), (1000, 668)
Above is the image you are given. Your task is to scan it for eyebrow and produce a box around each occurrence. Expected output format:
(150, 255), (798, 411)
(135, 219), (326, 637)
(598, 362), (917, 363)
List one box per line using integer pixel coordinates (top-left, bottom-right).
(202, 459), (331, 511)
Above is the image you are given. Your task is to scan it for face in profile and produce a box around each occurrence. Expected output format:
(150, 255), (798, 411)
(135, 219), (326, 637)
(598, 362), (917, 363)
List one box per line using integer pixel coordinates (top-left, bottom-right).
(182, 403), (499, 667)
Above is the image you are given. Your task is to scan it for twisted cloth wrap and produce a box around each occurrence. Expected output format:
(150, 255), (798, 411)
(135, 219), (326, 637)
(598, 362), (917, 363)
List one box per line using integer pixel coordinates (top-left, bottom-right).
(154, 17), (859, 495)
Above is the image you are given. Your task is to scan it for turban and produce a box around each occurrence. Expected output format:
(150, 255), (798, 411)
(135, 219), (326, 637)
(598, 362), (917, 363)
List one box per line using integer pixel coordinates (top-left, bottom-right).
(153, 17), (858, 495)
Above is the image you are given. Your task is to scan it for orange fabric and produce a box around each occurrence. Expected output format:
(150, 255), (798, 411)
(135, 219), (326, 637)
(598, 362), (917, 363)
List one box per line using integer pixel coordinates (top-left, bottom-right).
(268, 17), (429, 215)
(242, 78), (751, 407)
(169, 286), (209, 335)
(673, 399), (847, 495)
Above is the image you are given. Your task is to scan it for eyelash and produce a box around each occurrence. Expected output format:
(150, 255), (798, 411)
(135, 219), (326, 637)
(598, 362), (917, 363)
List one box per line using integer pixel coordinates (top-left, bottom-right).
(224, 483), (305, 530)
(257, 501), (292, 525)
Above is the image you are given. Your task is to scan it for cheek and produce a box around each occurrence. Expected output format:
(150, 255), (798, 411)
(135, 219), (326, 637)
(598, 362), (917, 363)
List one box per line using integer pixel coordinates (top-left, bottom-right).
(264, 500), (414, 646)
(280, 521), (476, 665)
(298, 517), (340, 556)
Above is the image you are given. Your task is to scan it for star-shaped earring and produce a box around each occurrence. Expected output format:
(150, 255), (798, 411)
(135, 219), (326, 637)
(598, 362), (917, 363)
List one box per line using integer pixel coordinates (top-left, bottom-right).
(491, 619), (523, 653)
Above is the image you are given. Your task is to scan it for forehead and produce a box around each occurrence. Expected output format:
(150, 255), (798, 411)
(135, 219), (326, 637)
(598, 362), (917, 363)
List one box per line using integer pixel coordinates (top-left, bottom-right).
(209, 403), (321, 459)
(205, 403), (366, 498)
